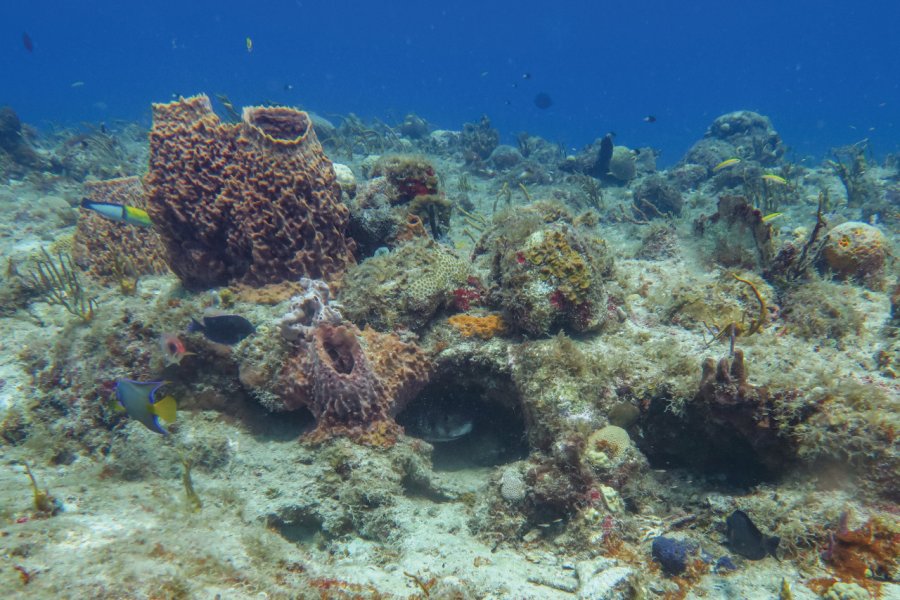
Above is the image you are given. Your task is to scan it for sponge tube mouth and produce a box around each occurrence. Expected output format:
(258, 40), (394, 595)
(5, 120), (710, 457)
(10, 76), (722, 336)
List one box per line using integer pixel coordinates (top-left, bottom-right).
(243, 106), (311, 144)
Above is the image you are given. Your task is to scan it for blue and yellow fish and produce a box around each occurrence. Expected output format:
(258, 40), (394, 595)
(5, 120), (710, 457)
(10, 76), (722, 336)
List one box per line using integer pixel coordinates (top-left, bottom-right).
(80, 198), (153, 228)
(114, 380), (177, 434)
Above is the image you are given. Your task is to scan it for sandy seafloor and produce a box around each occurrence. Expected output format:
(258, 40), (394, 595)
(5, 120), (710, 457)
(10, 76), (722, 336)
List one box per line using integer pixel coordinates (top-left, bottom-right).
(0, 107), (898, 600)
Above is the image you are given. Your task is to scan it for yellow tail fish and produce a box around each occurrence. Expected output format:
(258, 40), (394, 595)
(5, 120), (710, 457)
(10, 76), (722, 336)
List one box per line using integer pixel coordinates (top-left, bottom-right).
(80, 198), (153, 227)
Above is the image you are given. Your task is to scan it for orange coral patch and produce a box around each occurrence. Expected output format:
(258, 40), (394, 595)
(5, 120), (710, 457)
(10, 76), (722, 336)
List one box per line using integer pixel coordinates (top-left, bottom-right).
(448, 313), (506, 340)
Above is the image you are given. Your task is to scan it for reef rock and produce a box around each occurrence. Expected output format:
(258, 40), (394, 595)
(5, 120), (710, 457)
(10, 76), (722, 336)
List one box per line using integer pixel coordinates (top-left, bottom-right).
(145, 94), (356, 290)
(681, 111), (785, 173)
(633, 175), (683, 218)
(0, 106), (42, 171)
(476, 205), (614, 336)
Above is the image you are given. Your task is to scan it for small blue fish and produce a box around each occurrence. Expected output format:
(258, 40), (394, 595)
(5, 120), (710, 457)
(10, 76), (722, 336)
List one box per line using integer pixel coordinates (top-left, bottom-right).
(114, 379), (177, 434)
(80, 198), (153, 227)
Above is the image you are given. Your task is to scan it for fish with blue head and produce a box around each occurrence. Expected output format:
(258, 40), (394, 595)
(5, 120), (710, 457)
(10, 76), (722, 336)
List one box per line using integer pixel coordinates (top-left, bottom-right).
(114, 379), (177, 434)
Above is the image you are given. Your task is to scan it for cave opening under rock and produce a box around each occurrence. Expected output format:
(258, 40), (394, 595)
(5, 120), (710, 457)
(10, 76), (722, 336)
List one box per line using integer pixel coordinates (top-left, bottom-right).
(398, 367), (529, 471)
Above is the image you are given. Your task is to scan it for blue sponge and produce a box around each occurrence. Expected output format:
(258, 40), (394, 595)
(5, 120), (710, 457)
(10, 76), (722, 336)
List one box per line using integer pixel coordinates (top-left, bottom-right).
(651, 536), (697, 576)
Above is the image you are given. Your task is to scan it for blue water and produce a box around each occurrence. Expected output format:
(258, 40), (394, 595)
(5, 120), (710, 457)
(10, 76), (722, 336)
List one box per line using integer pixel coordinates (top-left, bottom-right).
(4, 0), (899, 165)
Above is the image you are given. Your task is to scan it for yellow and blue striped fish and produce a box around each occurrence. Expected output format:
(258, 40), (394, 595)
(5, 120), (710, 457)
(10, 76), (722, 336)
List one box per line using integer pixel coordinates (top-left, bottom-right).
(80, 199), (153, 227)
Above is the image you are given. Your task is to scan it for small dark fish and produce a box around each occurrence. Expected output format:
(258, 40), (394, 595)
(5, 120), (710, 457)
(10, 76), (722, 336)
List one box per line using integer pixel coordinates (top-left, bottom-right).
(725, 510), (780, 560)
(22, 32), (33, 52)
(643, 115), (657, 123)
(533, 92), (553, 109)
(188, 314), (255, 345)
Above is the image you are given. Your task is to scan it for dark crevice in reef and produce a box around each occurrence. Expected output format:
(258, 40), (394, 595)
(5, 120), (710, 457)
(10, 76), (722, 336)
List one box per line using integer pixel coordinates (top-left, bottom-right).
(638, 399), (775, 487)
(247, 404), (316, 441)
(637, 350), (808, 487)
(398, 367), (529, 471)
(266, 507), (324, 545)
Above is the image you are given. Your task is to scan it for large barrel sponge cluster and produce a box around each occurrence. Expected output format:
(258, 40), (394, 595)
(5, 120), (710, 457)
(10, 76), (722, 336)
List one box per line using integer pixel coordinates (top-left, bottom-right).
(145, 94), (356, 290)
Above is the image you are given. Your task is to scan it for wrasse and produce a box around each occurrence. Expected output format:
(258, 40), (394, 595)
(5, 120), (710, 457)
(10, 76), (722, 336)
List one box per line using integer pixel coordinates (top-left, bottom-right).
(713, 158), (741, 171)
(761, 212), (784, 223)
(761, 174), (788, 185)
(80, 198), (153, 227)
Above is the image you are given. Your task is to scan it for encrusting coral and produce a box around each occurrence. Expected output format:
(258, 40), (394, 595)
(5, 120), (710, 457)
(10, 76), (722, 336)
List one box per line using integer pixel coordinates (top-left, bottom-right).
(72, 176), (169, 285)
(447, 313), (505, 340)
(144, 94), (356, 290)
(339, 238), (469, 331)
(474, 204), (614, 335)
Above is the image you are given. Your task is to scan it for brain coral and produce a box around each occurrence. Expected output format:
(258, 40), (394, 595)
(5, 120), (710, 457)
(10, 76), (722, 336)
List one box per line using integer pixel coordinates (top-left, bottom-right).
(72, 176), (170, 284)
(340, 239), (469, 331)
(144, 94), (356, 290)
(819, 221), (888, 287)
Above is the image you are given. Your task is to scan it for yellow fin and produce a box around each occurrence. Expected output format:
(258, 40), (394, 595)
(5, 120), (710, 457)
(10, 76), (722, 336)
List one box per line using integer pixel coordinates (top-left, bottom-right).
(151, 395), (177, 424)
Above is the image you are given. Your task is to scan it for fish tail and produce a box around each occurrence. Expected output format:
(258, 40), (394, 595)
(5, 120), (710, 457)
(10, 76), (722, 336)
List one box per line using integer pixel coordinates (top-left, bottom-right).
(152, 395), (177, 424)
(123, 207), (153, 227)
(187, 318), (204, 334)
